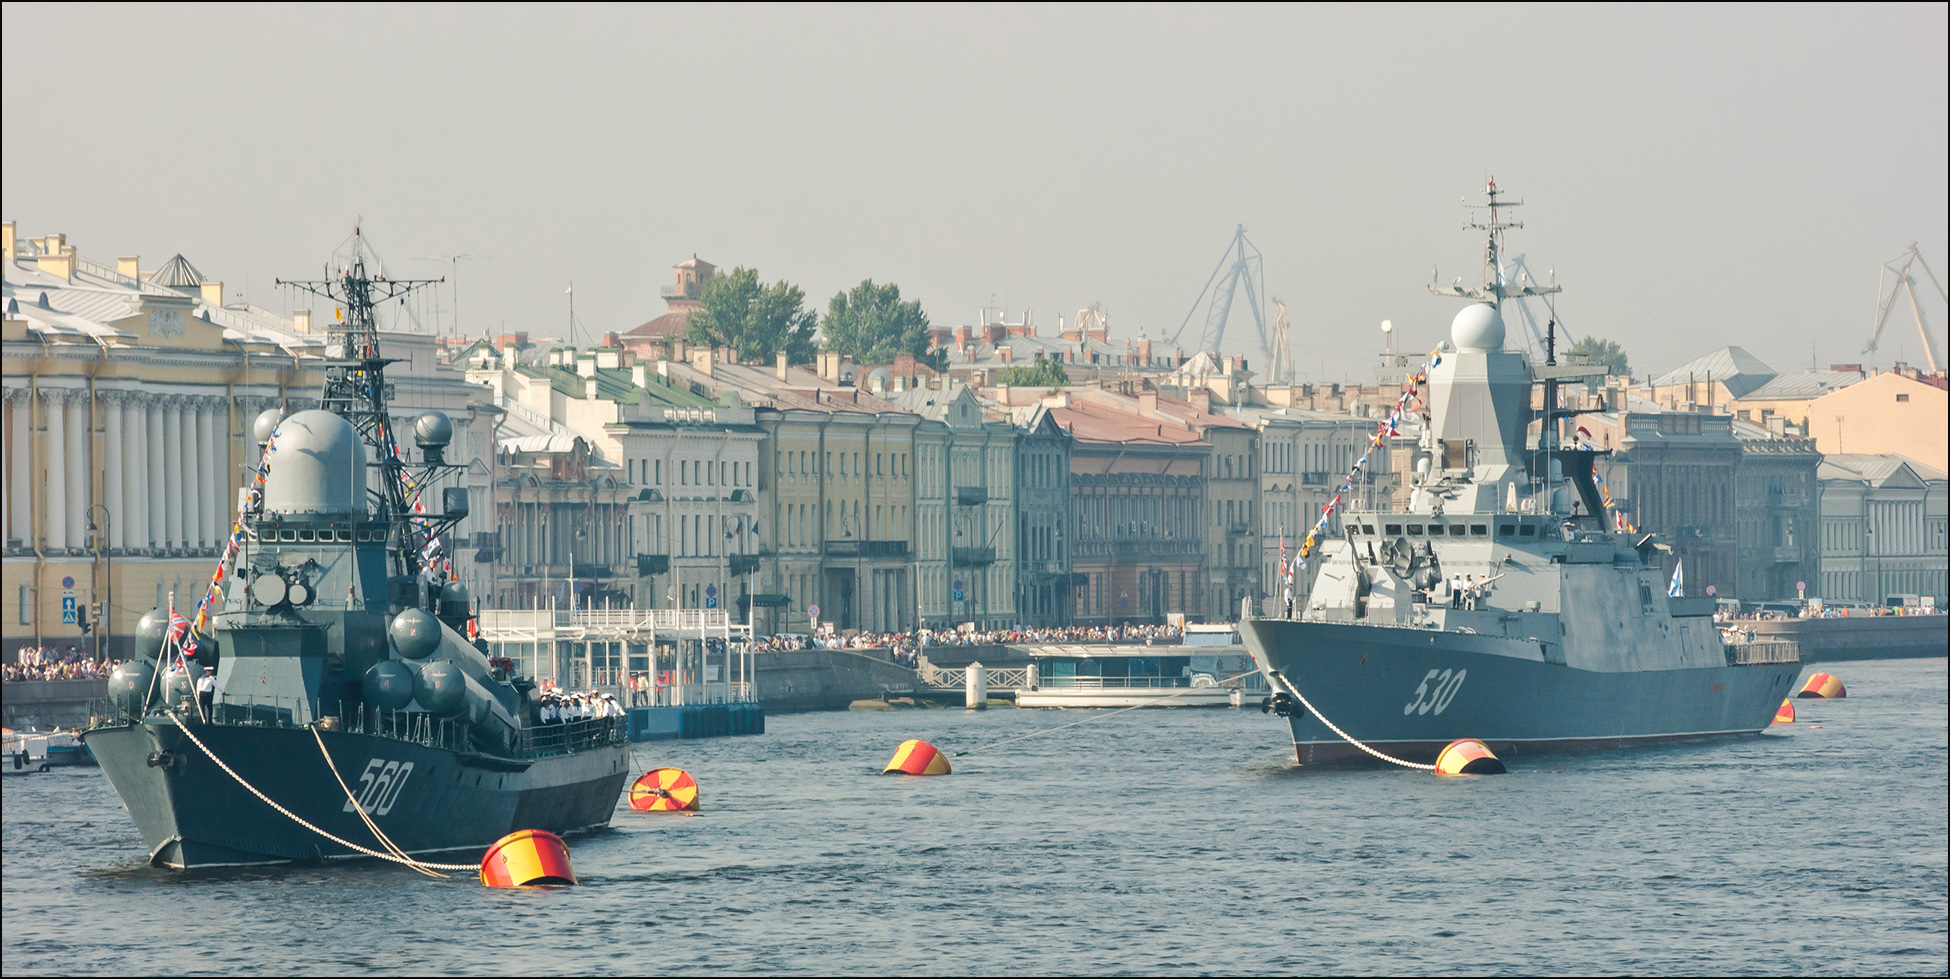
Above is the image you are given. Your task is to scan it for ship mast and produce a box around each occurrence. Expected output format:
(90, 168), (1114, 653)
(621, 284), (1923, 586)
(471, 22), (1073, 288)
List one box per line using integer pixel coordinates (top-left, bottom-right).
(277, 227), (446, 578)
(1429, 177), (1563, 306)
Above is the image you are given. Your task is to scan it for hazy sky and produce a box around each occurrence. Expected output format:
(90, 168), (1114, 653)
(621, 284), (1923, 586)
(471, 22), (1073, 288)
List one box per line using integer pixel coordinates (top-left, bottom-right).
(5, 4), (1945, 382)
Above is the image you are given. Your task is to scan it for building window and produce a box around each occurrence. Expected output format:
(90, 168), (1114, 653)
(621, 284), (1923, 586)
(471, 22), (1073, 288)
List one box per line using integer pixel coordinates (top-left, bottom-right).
(1896, 393), (1910, 402)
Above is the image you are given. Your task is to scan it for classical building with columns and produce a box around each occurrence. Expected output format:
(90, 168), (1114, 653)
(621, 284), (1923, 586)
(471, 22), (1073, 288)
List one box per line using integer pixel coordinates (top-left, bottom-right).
(2, 222), (500, 660)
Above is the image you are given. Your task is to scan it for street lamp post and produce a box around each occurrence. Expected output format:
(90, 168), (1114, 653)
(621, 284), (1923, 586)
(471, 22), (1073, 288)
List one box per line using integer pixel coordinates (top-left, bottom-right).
(86, 504), (111, 660)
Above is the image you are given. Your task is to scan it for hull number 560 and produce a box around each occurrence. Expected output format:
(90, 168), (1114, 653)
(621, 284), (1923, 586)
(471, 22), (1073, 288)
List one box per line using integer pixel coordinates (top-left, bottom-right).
(1403, 669), (1467, 716)
(343, 758), (414, 816)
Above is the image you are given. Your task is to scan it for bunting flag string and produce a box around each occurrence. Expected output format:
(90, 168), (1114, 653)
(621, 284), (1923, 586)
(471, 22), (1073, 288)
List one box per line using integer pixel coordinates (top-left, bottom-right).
(1297, 347), (1444, 563)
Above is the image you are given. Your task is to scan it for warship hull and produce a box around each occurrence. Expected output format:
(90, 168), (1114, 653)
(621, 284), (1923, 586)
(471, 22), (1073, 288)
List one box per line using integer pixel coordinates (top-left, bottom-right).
(1243, 619), (1804, 766)
(84, 719), (630, 868)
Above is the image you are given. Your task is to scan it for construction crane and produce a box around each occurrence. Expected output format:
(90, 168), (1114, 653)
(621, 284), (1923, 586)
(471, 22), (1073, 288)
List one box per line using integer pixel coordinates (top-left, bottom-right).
(1171, 224), (1270, 358)
(1866, 243), (1945, 372)
(1269, 298), (1294, 385)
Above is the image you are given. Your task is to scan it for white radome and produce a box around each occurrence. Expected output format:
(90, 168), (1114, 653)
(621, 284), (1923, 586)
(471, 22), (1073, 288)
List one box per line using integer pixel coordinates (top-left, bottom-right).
(1450, 302), (1505, 352)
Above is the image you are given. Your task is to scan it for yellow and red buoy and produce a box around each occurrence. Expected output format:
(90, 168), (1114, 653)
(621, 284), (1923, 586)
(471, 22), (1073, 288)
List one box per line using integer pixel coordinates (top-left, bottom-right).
(883, 739), (952, 776)
(1434, 738), (1506, 775)
(1796, 672), (1846, 699)
(480, 829), (576, 887)
(1773, 699), (1795, 724)
(629, 767), (700, 812)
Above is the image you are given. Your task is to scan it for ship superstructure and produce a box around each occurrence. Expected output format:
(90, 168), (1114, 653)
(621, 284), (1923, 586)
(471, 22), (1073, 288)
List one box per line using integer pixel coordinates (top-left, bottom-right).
(1244, 182), (1801, 764)
(87, 232), (629, 868)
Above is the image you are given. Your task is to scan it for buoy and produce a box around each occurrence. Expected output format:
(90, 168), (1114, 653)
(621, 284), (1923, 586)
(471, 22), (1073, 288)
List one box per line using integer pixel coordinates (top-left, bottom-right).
(1773, 699), (1795, 724)
(1434, 738), (1506, 775)
(479, 829), (576, 887)
(1796, 672), (1846, 699)
(629, 767), (700, 812)
(882, 738), (951, 776)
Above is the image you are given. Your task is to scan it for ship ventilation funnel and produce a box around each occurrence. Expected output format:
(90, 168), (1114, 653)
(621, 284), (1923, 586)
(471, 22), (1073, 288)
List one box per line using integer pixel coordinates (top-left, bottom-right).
(1773, 699), (1795, 724)
(883, 739), (952, 776)
(260, 410), (363, 516)
(480, 829), (577, 887)
(629, 768), (701, 811)
(1796, 672), (1845, 699)
(1434, 738), (1506, 775)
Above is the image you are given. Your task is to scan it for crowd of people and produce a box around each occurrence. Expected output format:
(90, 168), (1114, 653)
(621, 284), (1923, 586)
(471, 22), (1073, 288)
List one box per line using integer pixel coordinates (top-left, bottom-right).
(2, 647), (123, 683)
(533, 690), (623, 724)
(1716, 602), (1941, 623)
(753, 623), (1184, 657)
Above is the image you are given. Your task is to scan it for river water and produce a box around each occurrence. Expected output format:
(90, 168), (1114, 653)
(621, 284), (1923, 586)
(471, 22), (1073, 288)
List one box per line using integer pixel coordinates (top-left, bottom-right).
(4, 658), (1945, 976)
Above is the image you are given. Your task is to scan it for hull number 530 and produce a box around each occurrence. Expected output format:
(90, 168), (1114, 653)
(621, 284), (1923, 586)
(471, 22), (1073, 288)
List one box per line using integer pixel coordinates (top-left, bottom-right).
(343, 758), (414, 816)
(1403, 669), (1467, 716)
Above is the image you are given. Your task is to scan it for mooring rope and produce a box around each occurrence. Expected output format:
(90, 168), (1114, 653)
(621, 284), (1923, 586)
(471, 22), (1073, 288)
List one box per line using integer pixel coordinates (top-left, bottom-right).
(1263, 670), (1435, 771)
(164, 712), (476, 873)
(312, 726), (448, 877)
(953, 670), (1262, 757)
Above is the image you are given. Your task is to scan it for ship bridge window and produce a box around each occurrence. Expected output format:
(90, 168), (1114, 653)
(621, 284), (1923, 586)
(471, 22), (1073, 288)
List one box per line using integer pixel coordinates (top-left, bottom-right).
(1384, 524), (1402, 536)
(1519, 525), (1537, 538)
(1407, 524), (1424, 536)
(299, 530), (316, 542)
(1427, 524), (1445, 536)
(280, 530), (298, 542)
(1361, 524), (1376, 535)
(1470, 524), (1489, 537)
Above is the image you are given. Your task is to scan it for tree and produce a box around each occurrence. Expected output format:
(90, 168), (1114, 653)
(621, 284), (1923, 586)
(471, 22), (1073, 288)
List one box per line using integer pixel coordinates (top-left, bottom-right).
(993, 359), (1070, 388)
(684, 266), (818, 364)
(1566, 336), (1630, 376)
(821, 279), (934, 365)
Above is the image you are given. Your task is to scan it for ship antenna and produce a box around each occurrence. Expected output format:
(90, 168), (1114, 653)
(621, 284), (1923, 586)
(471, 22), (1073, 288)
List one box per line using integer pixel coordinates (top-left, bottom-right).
(277, 226), (447, 580)
(1428, 177), (1563, 307)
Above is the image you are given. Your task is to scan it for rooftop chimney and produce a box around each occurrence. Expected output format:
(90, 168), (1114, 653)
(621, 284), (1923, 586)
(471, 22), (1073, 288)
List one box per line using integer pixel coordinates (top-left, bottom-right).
(117, 255), (140, 280)
(692, 346), (715, 378)
(1138, 391), (1158, 416)
(200, 281), (224, 306)
(776, 351), (790, 381)
(292, 309), (311, 334)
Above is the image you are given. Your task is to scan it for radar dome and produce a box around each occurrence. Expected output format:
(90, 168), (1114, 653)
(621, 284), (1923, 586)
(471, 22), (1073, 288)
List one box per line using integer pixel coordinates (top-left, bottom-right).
(413, 411), (453, 449)
(261, 410), (364, 515)
(252, 408), (286, 448)
(1450, 303), (1505, 352)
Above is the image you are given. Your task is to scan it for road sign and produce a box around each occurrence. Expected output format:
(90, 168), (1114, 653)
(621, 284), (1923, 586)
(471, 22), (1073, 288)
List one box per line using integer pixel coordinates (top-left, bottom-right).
(1705, 585), (1716, 597)
(706, 584), (717, 597)
(61, 577), (77, 624)
(62, 576), (75, 589)
(706, 598), (717, 609)
(953, 590), (965, 602)
(953, 579), (963, 590)
(807, 604), (820, 619)
(1797, 580), (1806, 600)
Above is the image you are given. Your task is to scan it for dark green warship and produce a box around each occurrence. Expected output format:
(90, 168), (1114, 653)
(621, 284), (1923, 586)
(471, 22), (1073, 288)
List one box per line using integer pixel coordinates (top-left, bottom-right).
(85, 234), (629, 868)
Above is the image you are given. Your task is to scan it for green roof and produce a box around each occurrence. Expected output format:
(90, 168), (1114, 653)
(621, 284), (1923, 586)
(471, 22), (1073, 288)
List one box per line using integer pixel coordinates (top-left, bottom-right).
(518, 362), (722, 409)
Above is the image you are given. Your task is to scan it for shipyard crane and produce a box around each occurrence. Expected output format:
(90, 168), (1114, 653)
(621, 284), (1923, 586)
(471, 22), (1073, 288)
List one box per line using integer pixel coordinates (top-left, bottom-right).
(1171, 225), (1271, 358)
(1865, 243), (1945, 372)
(1497, 252), (1576, 355)
(1269, 298), (1294, 385)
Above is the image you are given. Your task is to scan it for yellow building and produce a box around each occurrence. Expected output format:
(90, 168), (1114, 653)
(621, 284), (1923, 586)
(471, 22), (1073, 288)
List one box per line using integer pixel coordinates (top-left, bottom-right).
(1801, 371), (1948, 475)
(2, 222), (499, 660)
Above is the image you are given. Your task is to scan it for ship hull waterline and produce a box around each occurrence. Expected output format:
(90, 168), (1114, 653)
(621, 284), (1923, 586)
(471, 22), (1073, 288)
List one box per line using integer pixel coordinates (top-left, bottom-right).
(84, 719), (630, 869)
(1243, 619), (1804, 767)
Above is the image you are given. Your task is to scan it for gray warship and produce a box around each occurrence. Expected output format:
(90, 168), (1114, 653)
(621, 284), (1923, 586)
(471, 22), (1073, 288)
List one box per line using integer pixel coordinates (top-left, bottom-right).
(85, 235), (629, 868)
(1246, 182), (1802, 765)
